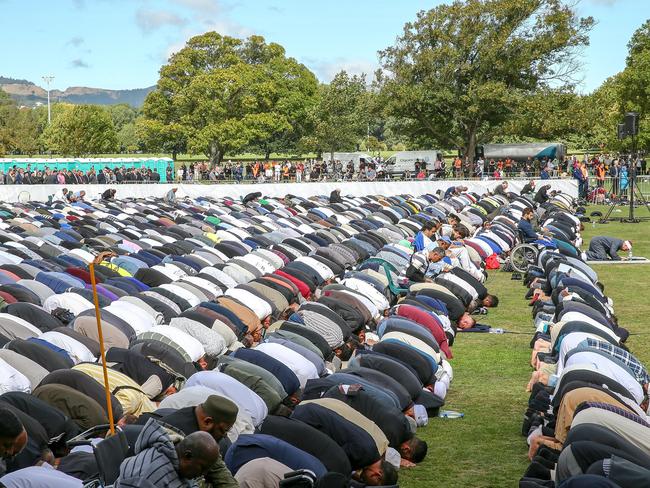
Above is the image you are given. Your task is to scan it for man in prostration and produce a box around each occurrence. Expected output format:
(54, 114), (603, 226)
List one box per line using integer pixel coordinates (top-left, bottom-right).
(584, 236), (632, 261)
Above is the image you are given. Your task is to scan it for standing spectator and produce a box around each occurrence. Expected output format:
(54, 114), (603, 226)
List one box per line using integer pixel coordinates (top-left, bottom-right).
(453, 157), (462, 178)
(620, 165), (629, 199)
(295, 161), (304, 183)
(234, 163), (243, 183)
(595, 161), (605, 188)
(475, 157), (484, 179)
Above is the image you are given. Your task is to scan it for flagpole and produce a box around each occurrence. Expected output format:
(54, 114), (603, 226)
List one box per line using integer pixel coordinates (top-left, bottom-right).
(89, 251), (117, 435)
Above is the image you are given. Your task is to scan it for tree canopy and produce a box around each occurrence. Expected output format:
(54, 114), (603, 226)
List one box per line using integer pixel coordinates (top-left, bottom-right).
(302, 71), (370, 160)
(378, 0), (594, 157)
(139, 32), (319, 163)
(42, 104), (117, 156)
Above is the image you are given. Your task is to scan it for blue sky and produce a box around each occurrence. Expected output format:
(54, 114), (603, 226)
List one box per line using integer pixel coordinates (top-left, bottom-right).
(0, 0), (646, 93)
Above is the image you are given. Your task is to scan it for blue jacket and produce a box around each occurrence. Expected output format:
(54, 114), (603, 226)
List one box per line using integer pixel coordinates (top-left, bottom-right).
(224, 434), (326, 477)
(517, 219), (537, 243)
(232, 347), (301, 396)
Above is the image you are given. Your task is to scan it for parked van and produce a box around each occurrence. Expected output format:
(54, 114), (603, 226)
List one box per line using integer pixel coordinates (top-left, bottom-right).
(384, 150), (443, 175)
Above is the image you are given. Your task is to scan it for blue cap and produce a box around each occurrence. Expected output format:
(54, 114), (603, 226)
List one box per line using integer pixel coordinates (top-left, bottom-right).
(438, 236), (452, 244)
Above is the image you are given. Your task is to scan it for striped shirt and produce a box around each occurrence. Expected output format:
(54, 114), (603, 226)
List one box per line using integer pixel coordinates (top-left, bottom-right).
(575, 401), (650, 429)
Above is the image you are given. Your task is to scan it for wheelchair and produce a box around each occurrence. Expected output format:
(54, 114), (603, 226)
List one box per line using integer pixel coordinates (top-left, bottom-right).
(508, 233), (557, 274)
(66, 424), (129, 488)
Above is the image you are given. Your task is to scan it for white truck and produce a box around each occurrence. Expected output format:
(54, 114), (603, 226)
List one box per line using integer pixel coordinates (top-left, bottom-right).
(384, 150), (443, 175)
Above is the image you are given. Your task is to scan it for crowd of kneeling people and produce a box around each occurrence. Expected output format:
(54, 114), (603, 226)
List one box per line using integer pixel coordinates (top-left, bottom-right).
(519, 204), (649, 486)
(0, 185), (536, 488)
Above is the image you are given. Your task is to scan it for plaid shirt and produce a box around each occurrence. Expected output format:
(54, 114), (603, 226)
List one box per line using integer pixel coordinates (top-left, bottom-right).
(580, 338), (650, 385)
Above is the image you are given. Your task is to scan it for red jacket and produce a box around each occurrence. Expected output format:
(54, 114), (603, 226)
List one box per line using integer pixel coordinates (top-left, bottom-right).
(391, 304), (452, 359)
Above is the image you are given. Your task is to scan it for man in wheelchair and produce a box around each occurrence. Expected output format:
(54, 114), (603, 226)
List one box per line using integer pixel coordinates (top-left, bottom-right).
(518, 208), (553, 245)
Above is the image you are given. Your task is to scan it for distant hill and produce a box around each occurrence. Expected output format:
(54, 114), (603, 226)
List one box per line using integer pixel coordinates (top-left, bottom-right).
(0, 76), (155, 107)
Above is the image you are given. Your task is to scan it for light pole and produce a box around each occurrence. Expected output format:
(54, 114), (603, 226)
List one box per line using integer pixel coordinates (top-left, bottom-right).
(42, 75), (54, 124)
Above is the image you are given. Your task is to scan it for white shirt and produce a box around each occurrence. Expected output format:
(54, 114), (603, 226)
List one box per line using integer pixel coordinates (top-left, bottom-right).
(43, 293), (94, 315)
(0, 357), (31, 395)
(39, 331), (95, 364)
(104, 301), (156, 335)
(181, 276), (223, 300)
(67, 248), (96, 264)
(200, 267), (238, 289)
(238, 253), (277, 275)
(437, 272), (479, 300)
(380, 331), (441, 364)
(222, 264), (256, 285)
(334, 288), (379, 321)
(251, 249), (284, 270)
(152, 263), (187, 281)
(556, 332), (602, 374)
(158, 283), (201, 307)
(225, 288), (272, 320)
(295, 256), (334, 281)
(159, 385), (254, 442)
(0, 465), (82, 488)
(254, 342), (318, 388)
(186, 371), (268, 426)
(559, 312), (620, 343)
(0, 250), (23, 265)
(142, 325), (205, 362)
(170, 317), (227, 358)
(565, 352), (644, 404)
(141, 291), (182, 315)
(0, 313), (43, 339)
(340, 278), (390, 313)
(118, 296), (164, 325)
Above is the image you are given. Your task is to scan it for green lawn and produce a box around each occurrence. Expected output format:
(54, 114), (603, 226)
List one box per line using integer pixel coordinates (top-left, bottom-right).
(400, 204), (650, 488)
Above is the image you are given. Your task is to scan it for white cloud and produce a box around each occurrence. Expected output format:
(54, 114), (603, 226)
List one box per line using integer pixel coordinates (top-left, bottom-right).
(309, 58), (378, 82)
(171, 0), (223, 16)
(135, 8), (188, 33)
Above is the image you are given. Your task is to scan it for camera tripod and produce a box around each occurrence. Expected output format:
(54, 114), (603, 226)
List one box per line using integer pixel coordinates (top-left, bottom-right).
(598, 168), (650, 223)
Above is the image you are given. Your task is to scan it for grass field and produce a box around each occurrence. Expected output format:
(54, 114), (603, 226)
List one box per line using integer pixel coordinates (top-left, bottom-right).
(400, 204), (650, 488)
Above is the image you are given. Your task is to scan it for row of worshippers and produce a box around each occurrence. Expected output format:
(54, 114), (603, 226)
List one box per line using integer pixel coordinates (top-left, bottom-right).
(515, 197), (649, 487)
(0, 187), (505, 487)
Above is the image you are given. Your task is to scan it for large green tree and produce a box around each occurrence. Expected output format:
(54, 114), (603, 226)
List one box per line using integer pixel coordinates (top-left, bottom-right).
(140, 32), (318, 163)
(42, 104), (117, 156)
(0, 90), (43, 156)
(378, 0), (594, 158)
(618, 20), (650, 150)
(304, 71), (370, 160)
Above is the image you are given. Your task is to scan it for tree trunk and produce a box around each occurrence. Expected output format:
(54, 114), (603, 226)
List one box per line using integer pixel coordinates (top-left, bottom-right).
(265, 145), (271, 160)
(209, 142), (222, 165)
(465, 129), (477, 162)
